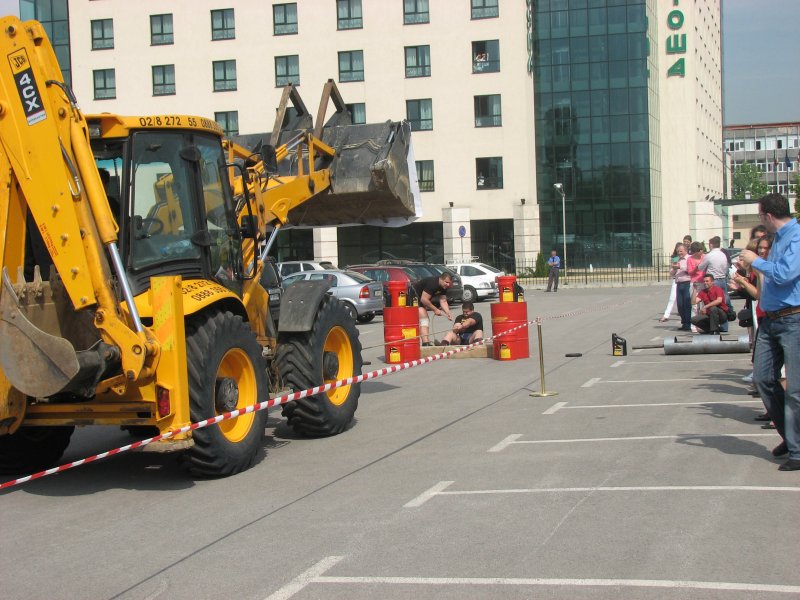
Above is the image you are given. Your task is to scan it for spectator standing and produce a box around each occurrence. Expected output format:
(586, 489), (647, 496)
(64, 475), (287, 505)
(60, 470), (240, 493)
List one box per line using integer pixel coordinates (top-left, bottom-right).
(674, 243), (692, 331)
(660, 242), (683, 322)
(413, 272), (454, 346)
(545, 250), (561, 292)
(691, 274), (729, 334)
(739, 193), (800, 471)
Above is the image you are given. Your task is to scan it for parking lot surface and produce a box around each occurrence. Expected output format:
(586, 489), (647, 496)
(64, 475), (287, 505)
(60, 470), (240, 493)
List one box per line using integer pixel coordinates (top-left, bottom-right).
(2, 285), (799, 599)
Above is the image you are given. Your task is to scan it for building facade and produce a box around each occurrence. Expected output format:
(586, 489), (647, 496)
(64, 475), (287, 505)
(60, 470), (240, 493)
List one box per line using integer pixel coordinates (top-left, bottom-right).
(724, 122), (800, 242)
(18, 0), (726, 269)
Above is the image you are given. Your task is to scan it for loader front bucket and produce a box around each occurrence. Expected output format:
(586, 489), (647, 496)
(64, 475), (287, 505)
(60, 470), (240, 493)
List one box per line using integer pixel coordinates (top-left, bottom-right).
(0, 268), (80, 398)
(238, 120), (420, 227)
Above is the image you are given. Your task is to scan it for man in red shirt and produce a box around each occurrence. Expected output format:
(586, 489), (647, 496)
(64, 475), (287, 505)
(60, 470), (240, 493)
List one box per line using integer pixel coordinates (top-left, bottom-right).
(691, 274), (729, 334)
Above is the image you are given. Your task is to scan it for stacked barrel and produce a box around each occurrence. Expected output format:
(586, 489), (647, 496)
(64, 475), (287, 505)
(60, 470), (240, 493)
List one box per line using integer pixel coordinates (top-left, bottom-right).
(491, 275), (529, 360)
(383, 280), (420, 363)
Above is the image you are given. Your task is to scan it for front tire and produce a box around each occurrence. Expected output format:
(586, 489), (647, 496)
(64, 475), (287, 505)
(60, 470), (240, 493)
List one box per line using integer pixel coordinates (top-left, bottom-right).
(462, 286), (477, 303)
(183, 310), (268, 477)
(276, 295), (362, 436)
(342, 301), (358, 321)
(357, 312), (375, 323)
(0, 426), (74, 474)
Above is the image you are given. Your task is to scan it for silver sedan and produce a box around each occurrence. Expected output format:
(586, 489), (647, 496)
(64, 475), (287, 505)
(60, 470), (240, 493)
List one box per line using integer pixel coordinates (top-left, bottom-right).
(281, 269), (384, 323)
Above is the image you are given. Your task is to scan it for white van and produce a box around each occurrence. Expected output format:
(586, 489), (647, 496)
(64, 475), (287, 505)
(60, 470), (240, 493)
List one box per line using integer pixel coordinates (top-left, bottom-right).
(446, 262), (504, 303)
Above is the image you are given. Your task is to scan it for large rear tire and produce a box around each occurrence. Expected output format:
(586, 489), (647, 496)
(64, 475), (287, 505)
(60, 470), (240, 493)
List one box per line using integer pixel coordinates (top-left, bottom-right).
(276, 295), (362, 436)
(0, 426), (74, 475)
(183, 310), (268, 477)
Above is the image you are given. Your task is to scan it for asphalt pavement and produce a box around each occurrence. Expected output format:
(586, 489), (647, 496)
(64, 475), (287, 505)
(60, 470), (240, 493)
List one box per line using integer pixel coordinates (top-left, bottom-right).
(2, 284), (799, 600)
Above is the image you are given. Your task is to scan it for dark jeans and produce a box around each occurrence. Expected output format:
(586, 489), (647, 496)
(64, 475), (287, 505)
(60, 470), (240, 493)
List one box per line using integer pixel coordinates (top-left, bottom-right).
(713, 278), (730, 332)
(676, 281), (691, 328)
(691, 306), (726, 333)
(547, 268), (559, 291)
(753, 314), (800, 460)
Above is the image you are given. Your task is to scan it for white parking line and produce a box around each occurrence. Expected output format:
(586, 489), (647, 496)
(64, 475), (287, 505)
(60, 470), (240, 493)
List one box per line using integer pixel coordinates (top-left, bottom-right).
(610, 360), (625, 368)
(542, 401), (568, 415)
(404, 480), (454, 508)
(562, 399), (762, 410)
(618, 358), (749, 365)
(315, 574), (800, 595)
(582, 377), (601, 387)
(268, 555), (800, 597)
(405, 483), (800, 507)
(488, 434), (522, 452)
(489, 432), (776, 449)
(264, 555), (345, 600)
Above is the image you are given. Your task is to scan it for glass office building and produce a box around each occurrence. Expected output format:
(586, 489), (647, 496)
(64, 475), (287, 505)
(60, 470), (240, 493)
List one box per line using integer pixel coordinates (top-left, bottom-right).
(534, 0), (660, 265)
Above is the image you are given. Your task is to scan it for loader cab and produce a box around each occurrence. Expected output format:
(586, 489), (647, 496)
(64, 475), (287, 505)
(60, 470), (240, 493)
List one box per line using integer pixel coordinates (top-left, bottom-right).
(92, 126), (246, 297)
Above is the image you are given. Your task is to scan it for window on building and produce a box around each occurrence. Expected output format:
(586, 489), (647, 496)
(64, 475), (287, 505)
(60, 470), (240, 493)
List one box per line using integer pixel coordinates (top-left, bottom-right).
(346, 103), (366, 124)
(338, 50), (364, 82)
(150, 14), (174, 45)
(790, 138), (798, 149)
(275, 55), (300, 86)
(91, 19), (113, 50)
(474, 94), (501, 127)
(93, 69), (116, 100)
(211, 8), (235, 40)
(273, 3), (298, 35)
(337, 0), (363, 30)
(215, 111), (239, 136)
(405, 45), (431, 78)
(472, 40), (499, 73)
(22, 0), (71, 85)
(475, 157), (503, 189)
(406, 99), (433, 131)
(756, 140), (762, 150)
(471, 0), (498, 20)
(416, 160), (434, 192)
(404, 0), (429, 24)
(213, 60), (237, 91)
(777, 138), (784, 149)
(152, 65), (175, 96)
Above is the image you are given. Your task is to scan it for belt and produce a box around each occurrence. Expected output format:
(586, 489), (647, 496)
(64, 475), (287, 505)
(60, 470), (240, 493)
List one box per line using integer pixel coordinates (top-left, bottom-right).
(765, 306), (800, 319)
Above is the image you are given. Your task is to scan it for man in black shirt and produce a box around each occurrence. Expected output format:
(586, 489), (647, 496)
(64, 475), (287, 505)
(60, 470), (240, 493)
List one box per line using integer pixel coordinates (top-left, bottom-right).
(413, 272), (453, 346)
(442, 302), (484, 345)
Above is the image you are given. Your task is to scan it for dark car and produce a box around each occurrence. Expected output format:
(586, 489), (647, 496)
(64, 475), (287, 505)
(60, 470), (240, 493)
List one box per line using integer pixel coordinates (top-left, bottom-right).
(260, 257), (282, 324)
(376, 260), (463, 305)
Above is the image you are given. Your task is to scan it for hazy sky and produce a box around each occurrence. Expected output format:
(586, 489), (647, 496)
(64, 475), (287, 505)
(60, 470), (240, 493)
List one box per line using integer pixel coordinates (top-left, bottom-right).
(722, 0), (800, 125)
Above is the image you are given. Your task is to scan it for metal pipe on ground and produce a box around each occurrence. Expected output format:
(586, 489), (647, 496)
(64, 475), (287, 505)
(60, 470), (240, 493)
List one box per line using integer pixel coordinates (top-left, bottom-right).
(632, 335), (751, 355)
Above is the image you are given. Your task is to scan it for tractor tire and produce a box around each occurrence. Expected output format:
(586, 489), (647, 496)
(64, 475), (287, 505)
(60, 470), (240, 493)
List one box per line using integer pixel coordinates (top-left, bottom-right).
(276, 295), (362, 437)
(462, 286), (477, 303)
(0, 426), (74, 475)
(183, 310), (269, 477)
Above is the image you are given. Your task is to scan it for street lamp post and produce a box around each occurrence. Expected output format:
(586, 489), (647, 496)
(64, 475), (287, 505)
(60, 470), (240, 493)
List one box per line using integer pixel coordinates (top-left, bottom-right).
(553, 183), (567, 282)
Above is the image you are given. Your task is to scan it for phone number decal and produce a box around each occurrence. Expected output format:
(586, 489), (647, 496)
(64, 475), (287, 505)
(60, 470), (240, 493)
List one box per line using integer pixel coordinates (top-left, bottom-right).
(182, 280), (229, 302)
(138, 115), (222, 132)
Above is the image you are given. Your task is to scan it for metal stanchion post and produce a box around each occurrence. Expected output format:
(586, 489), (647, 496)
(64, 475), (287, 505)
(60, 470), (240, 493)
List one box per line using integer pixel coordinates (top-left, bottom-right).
(530, 318), (557, 397)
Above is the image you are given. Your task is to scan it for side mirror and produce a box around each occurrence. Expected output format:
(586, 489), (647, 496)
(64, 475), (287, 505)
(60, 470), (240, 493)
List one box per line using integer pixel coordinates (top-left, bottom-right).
(262, 144), (278, 174)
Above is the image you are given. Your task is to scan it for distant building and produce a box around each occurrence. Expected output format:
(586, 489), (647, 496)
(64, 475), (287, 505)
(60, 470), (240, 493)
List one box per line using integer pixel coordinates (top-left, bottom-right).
(723, 122), (799, 243)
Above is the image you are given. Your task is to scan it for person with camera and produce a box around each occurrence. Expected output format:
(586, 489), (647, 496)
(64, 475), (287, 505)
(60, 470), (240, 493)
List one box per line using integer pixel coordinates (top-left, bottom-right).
(739, 193), (800, 471)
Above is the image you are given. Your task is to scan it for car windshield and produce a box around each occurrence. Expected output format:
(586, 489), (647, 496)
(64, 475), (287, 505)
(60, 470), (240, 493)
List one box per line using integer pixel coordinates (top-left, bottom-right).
(282, 273), (305, 286)
(405, 264), (438, 278)
(261, 262), (280, 287)
(479, 263), (502, 273)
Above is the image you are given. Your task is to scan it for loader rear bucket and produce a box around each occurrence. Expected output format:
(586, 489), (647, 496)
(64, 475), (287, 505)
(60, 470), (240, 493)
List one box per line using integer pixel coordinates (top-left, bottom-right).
(0, 268), (80, 398)
(236, 120), (419, 227)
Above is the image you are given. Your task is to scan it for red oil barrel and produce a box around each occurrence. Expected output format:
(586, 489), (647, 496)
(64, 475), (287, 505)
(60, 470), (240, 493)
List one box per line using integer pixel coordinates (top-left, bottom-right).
(491, 301), (529, 360)
(386, 280), (408, 307)
(496, 275), (517, 303)
(384, 306), (420, 363)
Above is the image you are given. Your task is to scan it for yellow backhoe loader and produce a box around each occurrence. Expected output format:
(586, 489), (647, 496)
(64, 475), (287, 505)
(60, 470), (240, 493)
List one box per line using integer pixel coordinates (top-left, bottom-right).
(0, 17), (416, 477)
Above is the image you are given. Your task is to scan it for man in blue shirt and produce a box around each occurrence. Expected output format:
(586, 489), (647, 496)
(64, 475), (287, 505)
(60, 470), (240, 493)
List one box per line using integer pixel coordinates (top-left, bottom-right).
(740, 193), (800, 471)
(545, 250), (561, 292)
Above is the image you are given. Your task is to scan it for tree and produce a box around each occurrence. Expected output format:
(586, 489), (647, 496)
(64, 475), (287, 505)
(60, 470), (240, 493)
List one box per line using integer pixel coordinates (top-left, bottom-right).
(731, 162), (768, 200)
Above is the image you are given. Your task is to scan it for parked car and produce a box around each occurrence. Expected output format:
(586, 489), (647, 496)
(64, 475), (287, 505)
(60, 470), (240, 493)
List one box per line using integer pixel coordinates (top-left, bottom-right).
(281, 269), (383, 322)
(259, 257), (283, 324)
(376, 260), (463, 305)
(347, 264), (418, 306)
(446, 262), (504, 303)
(277, 260), (336, 278)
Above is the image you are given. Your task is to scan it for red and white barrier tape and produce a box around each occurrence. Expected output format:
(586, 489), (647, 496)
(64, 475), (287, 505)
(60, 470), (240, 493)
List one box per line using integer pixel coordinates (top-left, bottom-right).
(0, 322), (530, 491)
